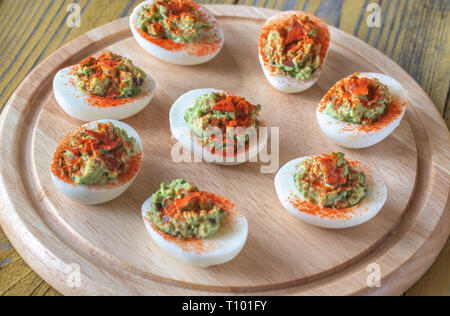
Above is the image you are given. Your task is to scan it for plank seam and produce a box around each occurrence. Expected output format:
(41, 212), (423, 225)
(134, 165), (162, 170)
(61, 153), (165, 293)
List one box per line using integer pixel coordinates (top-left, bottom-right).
(27, 0), (82, 76)
(0, 0), (65, 102)
(120, 0), (138, 18)
(0, 1), (29, 54)
(0, 0), (40, 61)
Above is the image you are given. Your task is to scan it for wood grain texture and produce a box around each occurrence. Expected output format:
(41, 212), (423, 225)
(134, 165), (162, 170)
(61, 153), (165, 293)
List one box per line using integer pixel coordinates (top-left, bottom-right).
(0, 0), (448, 296)
(0, 226), (60, 296)
(0, 5), (448, 296)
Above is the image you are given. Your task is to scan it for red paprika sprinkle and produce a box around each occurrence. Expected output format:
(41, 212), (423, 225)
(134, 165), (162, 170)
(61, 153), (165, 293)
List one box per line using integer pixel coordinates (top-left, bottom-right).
(51, 122), (142, 186)
(289, 159), (371, 219)
(211, 97), (236, 112)
(143, 191), (237, 253)
(70, 51), (149, 108)
(339, 99), (405, 133)
(288, 193), (354, 220)
(259, 12), (330, 73)
(204, 94), (261, 157)
(134, 0), (222, 56)
(144, 217), (215, 254)
(134, 24), (222, 56)
(163, 191), (231, 219)
(318, 74), (407, 132)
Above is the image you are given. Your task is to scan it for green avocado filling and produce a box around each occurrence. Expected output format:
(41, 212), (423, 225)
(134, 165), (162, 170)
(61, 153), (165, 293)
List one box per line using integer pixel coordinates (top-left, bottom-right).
(136, 0), (211, 43)
(55, 122), (139, 185)
(323, 73), (392, 124)
(148, 179), (225, 239)
(263, 14), (322, 81)
(184, 92), (262, 154)
(73, 51), (146, 98)
(294, 152), (368, 208)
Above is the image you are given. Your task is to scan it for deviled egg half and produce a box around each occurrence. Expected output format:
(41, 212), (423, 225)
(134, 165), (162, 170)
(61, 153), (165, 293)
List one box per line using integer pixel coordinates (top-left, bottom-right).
(142, 179), (248, 267)
(275, 152), (387, 229)
(50, 120), (143, 205)
(170, 88), (268, 165)
(54, 51), (156, 121)
(258, 11), (330, 93)
(130, 0), (224, 65)
(316, 72), (408, 148)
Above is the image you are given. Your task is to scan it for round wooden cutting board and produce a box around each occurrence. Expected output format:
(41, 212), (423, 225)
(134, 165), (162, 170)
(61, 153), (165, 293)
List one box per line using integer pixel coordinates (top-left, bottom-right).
(0, 5), (448, 296)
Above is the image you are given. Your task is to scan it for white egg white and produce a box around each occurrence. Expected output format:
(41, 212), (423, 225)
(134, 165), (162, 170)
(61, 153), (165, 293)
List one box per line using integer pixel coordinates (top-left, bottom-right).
(316, 73), (408, 148)
(258, 53), (322, 93)
(130, 0), (224, 65)
(258, 11), (330, 93)
(51, 119), (143, 205)
(141, 193), (248, 267)
(274, 156), (387, 229)
(169, 88), (268, 165)
(53, 66), (156, 122)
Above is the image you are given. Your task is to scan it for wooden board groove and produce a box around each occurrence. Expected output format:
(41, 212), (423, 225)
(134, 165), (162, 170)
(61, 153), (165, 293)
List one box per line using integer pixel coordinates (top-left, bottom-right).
(0, 5), (448, 296)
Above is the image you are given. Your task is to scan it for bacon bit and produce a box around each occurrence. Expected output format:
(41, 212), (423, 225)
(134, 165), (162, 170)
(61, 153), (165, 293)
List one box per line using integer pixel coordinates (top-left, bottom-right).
(319, 157), (346, 186)
(285, 19), (305, 45)
(345, 77), (369, 96)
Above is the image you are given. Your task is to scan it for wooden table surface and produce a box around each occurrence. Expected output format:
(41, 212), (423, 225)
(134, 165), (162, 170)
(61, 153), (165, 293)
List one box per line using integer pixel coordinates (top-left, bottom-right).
(0, 0), (448, 296)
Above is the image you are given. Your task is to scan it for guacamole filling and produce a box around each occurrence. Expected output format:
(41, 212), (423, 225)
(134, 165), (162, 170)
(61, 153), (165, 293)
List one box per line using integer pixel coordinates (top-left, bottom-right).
(323, 73), (392, 124)
(294, 152), (368, 208)
(73, 51), (146, 99)
(54, 122), (139, 185)
(136, 0), (211, 43)
(262, 14), (322, 81)
(148, 179), (225, 239)
(184, 92), (262, 155)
